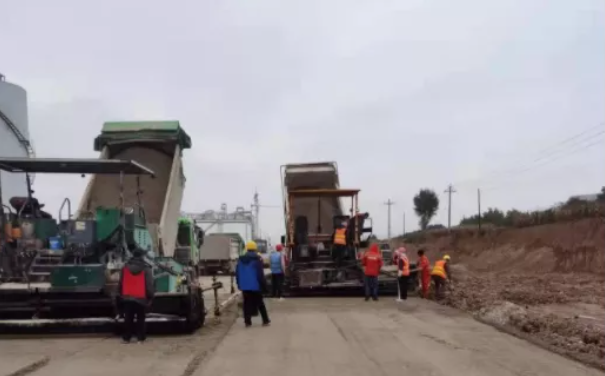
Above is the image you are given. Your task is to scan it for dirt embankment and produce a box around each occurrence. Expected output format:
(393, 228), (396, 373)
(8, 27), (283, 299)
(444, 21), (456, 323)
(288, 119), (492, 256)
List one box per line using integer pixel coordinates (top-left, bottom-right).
(404, 218), (605, 370)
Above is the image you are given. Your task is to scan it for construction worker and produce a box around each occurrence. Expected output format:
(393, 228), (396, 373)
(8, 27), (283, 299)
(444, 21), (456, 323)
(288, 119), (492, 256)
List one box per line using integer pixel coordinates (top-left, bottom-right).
(331, 222), (347, 267)
(118, 247), (155, 344)
(431, 254), (451, 300)
(396, 247), (410, 302)
(269, 244), (287, 300)
(362, 243), (383, 301)
(417, 249), (431, 299)
(236, 240), (270, 327)
(392, 244), (406, 266)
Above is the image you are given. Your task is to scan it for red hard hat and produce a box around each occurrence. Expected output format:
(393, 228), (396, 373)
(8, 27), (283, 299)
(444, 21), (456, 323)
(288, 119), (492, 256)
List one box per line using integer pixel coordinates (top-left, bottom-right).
(276, 244), (283, 251)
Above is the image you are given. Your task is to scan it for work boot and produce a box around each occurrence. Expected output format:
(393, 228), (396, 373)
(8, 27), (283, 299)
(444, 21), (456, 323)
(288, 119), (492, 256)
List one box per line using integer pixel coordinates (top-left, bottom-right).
(262, 321), (271, 327)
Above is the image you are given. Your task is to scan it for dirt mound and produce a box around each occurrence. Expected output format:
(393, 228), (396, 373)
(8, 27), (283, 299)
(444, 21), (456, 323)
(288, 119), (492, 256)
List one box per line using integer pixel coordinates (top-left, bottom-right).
(403, 218), (604, 275)
(404, 218), (605, 370)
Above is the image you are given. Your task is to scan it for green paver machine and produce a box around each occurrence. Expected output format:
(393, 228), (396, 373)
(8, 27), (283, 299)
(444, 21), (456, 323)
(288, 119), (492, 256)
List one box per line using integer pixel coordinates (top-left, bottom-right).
(0, 121), (208, 331)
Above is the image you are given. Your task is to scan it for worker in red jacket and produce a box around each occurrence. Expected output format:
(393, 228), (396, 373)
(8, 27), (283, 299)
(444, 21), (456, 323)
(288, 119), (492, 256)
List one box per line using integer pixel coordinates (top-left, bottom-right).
(362, 243), (383, 301)
(417, 249), (431, 299)
(118, 247), (155, 343)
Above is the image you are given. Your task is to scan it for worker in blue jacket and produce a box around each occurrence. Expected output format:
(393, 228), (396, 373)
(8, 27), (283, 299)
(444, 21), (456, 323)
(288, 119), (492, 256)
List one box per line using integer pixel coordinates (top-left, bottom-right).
(236, 240), (270, 327)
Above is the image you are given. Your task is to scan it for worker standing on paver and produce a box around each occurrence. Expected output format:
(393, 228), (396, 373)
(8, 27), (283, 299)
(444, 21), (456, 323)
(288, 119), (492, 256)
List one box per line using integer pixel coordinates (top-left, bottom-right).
(362, 243), (383, 301)
(331, 222), (348, 267)
(396, 247), (410, 302)
(236, 241), (270, 327)
(431, 254), (451, 300)
(417, 249), (431, 299)
(270, 244), (287, 300)
(117, 247), (155, 344)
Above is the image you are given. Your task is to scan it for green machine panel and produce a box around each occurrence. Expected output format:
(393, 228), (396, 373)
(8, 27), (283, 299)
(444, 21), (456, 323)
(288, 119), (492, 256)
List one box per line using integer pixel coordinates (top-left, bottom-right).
(153, 258), (184, 293)
(96, 208), (121, 241)
(50, 265), (107, 289)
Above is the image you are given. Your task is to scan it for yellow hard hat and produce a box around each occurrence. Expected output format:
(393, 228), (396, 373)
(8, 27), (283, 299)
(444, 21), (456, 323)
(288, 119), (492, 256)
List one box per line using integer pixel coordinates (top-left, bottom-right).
(246, 240), (258, 251)
(444, 254), (451, 261)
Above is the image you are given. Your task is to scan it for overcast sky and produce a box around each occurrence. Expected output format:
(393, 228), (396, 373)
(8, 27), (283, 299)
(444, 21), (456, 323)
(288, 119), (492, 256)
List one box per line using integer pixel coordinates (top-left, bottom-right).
(1, 0), (604, 240)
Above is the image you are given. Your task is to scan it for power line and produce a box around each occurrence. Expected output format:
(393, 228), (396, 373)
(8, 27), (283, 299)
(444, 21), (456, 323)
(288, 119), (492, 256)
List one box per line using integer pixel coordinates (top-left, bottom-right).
(455, 123), (605, 187)
(483, 137), (605, 192)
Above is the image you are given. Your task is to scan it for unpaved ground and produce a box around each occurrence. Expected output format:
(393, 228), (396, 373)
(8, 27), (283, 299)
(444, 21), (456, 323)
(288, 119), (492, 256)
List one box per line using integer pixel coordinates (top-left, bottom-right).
(401, 218), (605, 370)
(195, 297), (602, 376)
(443, 269), (605, 370)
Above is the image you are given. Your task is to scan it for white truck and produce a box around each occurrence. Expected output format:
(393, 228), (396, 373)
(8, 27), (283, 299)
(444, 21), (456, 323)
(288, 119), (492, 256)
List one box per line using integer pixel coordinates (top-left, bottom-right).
(199, 233), (244, 275)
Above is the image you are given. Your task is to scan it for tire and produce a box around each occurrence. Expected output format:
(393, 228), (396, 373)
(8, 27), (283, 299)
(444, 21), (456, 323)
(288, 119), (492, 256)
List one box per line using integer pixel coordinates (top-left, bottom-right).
(188, 288), (207, 333)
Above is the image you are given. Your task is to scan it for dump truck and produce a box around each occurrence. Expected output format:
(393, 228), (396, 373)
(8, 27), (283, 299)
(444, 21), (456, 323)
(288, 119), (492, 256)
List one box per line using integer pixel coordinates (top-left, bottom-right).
(280, 162), (397, 293)
(198, 233), (244, 275)
(0, 121), (208, 331)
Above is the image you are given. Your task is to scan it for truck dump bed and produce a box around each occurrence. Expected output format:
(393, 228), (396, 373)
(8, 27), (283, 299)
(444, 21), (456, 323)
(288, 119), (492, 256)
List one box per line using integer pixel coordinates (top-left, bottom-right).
(200, 234), (234, 261)
(281, 162), (343, 241)
(77, 121), (191, 257)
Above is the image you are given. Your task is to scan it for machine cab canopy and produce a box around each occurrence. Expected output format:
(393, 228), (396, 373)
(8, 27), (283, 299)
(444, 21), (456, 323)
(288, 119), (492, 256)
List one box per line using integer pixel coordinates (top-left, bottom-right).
(0, 157), (155, 176)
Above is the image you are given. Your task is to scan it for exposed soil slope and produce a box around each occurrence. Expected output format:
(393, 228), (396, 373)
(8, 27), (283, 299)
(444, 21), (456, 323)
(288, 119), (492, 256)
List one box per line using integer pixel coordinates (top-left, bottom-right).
(402, 218), (605, 370)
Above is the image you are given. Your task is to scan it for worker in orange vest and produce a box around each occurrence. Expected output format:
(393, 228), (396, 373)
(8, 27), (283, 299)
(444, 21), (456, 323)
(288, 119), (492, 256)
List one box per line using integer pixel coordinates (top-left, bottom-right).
(362, 243), (383, 301)
(431, 255), (451, 300)
(417, 249), (431, 299)
(396, 247), (410, 302)
(118, 247), (155, 343)
(331, 222), (348, 268)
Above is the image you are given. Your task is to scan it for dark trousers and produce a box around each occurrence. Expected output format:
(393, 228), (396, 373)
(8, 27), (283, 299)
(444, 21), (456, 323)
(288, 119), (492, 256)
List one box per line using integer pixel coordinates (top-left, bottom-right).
(364, 275), (378, 300)
(332, 244), (346, 266)
(122, 301), (146, 342)
(398, 276), (409, 300)
(271, 273), (284, 298)
(242, 291), (270, 325)
(432, 275), (446, 299)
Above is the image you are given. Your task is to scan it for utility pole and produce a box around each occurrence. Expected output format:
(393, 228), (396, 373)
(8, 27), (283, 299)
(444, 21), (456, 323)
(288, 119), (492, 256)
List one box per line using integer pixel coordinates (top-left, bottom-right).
(477, 188), (482, 231)
(251, 190), (260, 239)
(444, 185), (457, 229)
(384, 199), (395, 239)
(402, 212), (406, 236)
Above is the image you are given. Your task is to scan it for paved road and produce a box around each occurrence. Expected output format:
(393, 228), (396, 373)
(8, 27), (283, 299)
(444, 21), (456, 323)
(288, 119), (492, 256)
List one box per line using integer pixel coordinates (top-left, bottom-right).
(1, 295), (602, 376)
(0, 278), (239, 376)
(195, 298), (602, 376)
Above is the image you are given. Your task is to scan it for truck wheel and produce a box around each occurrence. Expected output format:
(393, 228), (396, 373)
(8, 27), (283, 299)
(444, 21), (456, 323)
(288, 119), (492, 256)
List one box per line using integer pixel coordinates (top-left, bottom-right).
(183, 288), (204, 333)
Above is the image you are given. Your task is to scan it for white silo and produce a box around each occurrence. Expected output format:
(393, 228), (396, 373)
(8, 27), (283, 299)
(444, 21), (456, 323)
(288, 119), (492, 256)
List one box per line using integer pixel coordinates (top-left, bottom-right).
(0, 73), (34, 207)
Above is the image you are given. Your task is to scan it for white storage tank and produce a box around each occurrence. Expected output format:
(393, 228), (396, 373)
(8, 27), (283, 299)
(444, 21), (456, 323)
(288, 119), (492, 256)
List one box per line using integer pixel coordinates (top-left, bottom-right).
(0, 73), (32, 207)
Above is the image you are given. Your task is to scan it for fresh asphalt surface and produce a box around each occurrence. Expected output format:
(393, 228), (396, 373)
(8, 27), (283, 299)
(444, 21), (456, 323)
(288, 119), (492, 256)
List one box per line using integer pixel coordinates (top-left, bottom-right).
(0, 275), (602, 376)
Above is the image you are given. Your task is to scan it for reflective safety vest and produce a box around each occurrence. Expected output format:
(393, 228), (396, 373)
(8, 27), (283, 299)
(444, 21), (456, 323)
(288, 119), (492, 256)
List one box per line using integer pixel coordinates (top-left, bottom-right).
(333, 228), (347, 245)
(121, 267), (146, 299)
(399, 256), (410, 277)
(431, 260), (447, 279)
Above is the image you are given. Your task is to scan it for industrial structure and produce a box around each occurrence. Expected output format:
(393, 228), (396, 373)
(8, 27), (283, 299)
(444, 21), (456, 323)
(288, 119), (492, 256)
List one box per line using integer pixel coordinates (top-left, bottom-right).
(0, 74), (34, 206)
(182, 203), (256, 241)
(182, 191), (279, 243)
